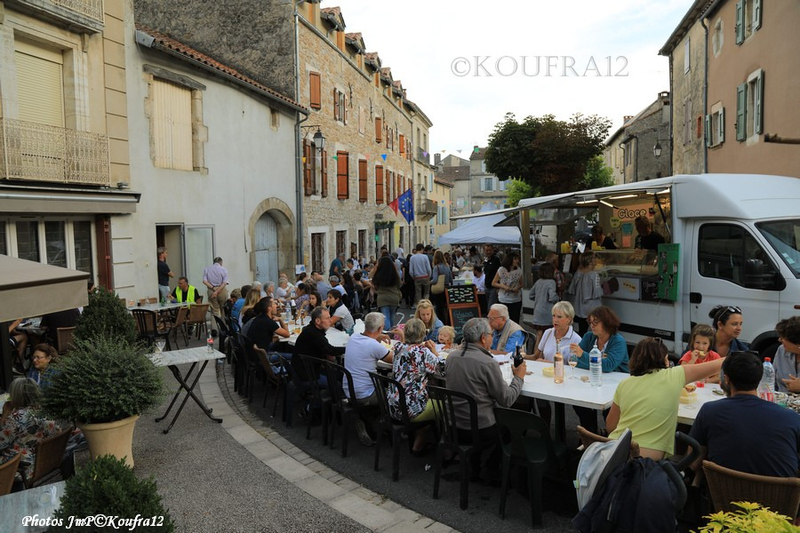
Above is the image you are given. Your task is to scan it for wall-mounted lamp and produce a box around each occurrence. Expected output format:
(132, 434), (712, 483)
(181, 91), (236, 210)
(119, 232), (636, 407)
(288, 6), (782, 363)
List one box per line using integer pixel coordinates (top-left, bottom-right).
(653, 142), (663, 158)
(301, 125), (325, 151)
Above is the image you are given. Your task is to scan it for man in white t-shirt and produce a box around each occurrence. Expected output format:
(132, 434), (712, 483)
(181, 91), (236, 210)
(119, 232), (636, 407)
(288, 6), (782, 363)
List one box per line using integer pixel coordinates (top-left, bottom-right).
(344, 312), (394, 446)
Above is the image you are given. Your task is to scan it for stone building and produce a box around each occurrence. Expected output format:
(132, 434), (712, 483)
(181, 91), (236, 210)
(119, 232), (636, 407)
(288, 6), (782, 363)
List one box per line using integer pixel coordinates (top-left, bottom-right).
(0, 0), (137, 287)
(659, 0), (708, 175)
(428, 174), (454, 247)
(617, 92), (672, 183)
(603, 118), (631, 185)
(468, 146), (508, 212)
(436, 156), (470, 223)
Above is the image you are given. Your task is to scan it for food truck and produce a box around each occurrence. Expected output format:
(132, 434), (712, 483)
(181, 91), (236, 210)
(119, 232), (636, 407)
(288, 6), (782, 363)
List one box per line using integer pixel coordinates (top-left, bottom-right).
(461, 174), (800, 356)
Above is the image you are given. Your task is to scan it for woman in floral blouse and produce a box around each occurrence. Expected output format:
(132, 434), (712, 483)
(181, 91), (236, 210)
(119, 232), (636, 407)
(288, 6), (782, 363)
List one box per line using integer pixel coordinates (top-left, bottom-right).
(388, 318), (445, 454)
(0, 378), (64, 486)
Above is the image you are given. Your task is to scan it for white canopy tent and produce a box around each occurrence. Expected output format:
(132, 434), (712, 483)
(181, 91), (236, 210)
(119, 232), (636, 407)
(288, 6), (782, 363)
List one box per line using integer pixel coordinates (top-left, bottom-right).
(438, 204), (521, 245)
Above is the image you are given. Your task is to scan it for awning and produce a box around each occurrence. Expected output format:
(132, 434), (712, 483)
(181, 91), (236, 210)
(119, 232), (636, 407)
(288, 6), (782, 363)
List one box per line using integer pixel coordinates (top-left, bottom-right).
(1, 256), (90, 389)
(439, 205), (521, 245)
(0, 184), (141, 214)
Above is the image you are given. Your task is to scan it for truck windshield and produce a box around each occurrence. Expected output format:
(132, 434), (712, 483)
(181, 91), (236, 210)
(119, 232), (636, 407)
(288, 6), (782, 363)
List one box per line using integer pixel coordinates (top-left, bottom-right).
(757, 220), (800, 278)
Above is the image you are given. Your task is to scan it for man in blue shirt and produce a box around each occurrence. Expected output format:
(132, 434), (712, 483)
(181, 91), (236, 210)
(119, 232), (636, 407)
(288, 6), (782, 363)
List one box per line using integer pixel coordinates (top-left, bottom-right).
(487, 304), (526, 354)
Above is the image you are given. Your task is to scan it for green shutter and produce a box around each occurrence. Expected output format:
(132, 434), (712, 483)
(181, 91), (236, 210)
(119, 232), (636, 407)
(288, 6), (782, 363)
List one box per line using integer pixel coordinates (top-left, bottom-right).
(719, 108), (725, 143)
(736, 83), (747, 141)
(755, 72), (764, 134)
(735, 0), (744, 44)
(753, 0), (762, 31)
(705, 115), (711, 147)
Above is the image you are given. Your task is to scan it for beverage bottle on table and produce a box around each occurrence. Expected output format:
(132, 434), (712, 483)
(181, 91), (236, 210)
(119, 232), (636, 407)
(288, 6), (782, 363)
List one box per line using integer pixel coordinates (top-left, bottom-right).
(589, 342), (602, 387)
(554, 350), (564, 384)
(207, 333), (214, 354)
(758, 357), (776, 402)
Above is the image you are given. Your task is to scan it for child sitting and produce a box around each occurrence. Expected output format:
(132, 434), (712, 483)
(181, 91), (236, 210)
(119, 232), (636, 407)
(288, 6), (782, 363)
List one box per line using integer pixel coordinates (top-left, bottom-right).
(438, 326), (456, 351)
(680, 324), (721, 382)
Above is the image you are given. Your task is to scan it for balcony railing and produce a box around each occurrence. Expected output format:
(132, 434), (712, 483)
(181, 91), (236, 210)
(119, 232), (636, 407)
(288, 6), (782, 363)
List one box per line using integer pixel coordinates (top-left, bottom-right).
(416, 147), (431, 165)
(417, 198), (438, 220)
(6, 0), (104, 33)
(0, 118), (110, 186)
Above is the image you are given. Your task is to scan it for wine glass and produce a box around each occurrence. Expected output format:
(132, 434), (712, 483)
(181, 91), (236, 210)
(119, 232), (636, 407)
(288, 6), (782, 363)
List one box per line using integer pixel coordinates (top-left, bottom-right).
(568, 352), (579, 379)
(155, 338), (166, 354)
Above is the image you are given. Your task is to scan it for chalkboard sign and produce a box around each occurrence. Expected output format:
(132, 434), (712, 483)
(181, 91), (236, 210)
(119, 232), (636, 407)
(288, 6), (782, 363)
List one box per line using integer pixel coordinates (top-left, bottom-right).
(446, 285), (478, 306)
(450, 306), (482, 340)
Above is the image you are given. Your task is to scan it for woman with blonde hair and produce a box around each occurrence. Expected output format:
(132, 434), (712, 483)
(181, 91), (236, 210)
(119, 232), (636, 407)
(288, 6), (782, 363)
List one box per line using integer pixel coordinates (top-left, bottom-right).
(414, 299), (444, 342)
(239, 287), (263, 328)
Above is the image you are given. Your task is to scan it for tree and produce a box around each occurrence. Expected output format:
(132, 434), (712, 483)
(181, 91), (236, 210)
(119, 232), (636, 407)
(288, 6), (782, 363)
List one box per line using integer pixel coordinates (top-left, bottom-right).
(485, 112), (612, 196)
(582, 155), (615, 189)
(505, 178), (533, 207)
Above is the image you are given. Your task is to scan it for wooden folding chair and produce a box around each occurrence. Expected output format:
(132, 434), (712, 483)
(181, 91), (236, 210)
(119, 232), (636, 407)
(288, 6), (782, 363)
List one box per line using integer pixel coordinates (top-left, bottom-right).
(0, 453), (22, 496)
(20, 427), (73, 489)
(56, 327), (76, 355)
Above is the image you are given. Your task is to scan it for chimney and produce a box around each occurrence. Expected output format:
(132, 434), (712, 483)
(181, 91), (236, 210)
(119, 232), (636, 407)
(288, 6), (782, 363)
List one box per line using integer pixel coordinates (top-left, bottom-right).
(434, 153), (441, 165)
(623, 115), (634, 123)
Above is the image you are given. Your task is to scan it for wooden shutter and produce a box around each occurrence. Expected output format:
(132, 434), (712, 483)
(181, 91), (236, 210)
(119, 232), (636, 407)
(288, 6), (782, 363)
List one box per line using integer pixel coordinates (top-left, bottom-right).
(395, 174), (401, 201)
(303, 140), (313, 195)
(152, 78), (193, 170)
(754, 72), (764, 135)
(14, 40), (64, 127)
(386, 170), (392, 204)
(399, 134), (405, 154)
(309, 72), (321, 109)
(376, 165), (384, 204)
(375, 117), (383, 143)
(736, 83), (747, 141)
(337, 151), (349, 199)
(321, 150), (328, 197)
(358, 159), (368, 203)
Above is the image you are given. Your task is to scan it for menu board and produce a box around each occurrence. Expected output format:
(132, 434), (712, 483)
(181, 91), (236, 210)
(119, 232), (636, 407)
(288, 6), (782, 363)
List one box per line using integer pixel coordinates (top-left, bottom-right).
(450, 306), (482, 341)
(446, 285), (478, 306)
(447, 285), (481, 341)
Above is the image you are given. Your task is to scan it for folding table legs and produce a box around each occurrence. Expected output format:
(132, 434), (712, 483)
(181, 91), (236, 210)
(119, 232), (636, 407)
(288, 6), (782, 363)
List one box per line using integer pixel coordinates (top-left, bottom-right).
(156, 361), (222, 433)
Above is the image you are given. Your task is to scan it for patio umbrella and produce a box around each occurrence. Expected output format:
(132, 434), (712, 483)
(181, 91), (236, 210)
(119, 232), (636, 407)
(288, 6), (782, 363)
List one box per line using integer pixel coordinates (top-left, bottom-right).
(1, 255), (89, 389)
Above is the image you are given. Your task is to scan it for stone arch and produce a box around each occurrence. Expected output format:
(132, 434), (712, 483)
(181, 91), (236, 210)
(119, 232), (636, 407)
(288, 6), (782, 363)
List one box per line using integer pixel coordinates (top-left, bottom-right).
(247, 198), (296, 282)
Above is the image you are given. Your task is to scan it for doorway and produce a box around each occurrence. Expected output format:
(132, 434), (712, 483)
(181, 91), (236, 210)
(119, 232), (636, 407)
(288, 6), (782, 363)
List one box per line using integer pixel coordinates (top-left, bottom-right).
(254, 213), (279, 284)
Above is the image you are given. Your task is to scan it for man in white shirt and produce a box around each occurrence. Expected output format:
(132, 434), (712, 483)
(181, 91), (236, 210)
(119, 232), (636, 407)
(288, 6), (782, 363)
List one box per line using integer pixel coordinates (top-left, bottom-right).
(409, 243), (432, 307)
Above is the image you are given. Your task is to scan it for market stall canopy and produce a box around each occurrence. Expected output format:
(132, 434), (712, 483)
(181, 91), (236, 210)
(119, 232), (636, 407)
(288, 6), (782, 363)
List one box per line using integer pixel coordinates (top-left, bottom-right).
(0, 256), (89, 323)
(439, 204), (521, 245)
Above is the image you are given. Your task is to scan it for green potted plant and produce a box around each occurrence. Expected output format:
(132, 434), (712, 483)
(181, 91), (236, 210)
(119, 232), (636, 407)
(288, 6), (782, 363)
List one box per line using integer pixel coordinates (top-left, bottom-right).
(52, 455), (174, 532)
(74, 286), (137, 346)
(42, 335), (163, 467)
(694, 501), (799, 532)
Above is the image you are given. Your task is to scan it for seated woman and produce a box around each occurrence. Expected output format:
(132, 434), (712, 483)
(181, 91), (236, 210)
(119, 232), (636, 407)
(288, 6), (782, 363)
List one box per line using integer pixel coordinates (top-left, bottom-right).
(388, 318), (445, 453)
(414, 299), (444, 343)
(27, 344), (58, 390)
(326, 290), (354, 333)
(0, 378), (65, 488)
(606, 338), (724, 460)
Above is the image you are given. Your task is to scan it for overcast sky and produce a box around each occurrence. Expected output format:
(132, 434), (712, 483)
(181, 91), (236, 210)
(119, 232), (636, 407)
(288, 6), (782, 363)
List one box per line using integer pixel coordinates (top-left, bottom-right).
(330, 0), (689, 159)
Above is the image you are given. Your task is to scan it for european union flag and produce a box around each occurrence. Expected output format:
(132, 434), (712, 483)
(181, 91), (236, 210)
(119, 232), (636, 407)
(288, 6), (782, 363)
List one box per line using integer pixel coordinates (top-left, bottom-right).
(398, 188), (414, 224)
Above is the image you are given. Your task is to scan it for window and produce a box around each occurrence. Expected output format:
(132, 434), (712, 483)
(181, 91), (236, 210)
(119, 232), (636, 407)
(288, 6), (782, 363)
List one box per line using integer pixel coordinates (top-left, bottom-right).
(311, 233), (325, 273)
(712, 19), (724, 57)
(735, 0), (762, 44)
(736, 69), (764, 141)
(16, 221), (40, 262)
(375, 117), (382, 143)
(270, 109), (279, 129)
(358, 229), (367, 261)
(684, 38), (691, 73)
(0, 222), (6, 255)
(333, 88), (347, 123)
(309, 72), (321, 109)
(336, 151), (349, 199)
(499, 179), (508, 191)
(358, 159), (368, 203)
(483, 177), (494, 191)
(321, 149), (328, 197)
(386, 170), (393, 204)
(757, 219), (800, 279)
(4, 218), (94, 275)
(375, 165), (384, 204)
(73, 221), (93, 276)
(151, 78), (193, 170)
(14, 39), (64, 127)
(706, 106), (725, 147)
(45, 221), (67, 268)
(358, 107), (365, 134)
(336, 230), (347, 258)
(683, 99), (692, 145)
(698, 223), (782, 290)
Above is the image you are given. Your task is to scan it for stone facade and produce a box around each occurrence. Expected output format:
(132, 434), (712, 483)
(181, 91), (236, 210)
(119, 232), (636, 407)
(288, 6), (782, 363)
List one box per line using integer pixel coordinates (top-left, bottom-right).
(603, 121), (628, 185)
(468, 146), (508, 212)
(132, 0), (296, 98)
(619, 92), (671, 183)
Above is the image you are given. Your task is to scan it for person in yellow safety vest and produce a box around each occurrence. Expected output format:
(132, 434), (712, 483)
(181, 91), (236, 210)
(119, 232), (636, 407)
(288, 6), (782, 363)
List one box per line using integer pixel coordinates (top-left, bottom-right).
(171, 277), (201, 303)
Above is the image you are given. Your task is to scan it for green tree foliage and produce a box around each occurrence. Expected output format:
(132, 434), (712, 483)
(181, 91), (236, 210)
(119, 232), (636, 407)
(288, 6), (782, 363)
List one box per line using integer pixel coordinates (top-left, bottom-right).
(582, 155), (615, 190)
(505, 178), (534, 207)
(74, 286), (137, 346)
(485, 112), (612, 196)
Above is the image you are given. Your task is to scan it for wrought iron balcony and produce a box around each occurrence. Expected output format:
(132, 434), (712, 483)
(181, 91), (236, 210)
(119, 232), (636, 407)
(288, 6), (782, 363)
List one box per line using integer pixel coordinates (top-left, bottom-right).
(417, 198), (438, 220)
(0, 118), (110, 186)
(5, 0), (104, 33)
(416, 147), (431, 165)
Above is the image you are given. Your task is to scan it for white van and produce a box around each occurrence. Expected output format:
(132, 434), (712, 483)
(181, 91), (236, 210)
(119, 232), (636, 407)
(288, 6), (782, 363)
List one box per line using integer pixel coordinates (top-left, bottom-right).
(500, 174), (800, 357)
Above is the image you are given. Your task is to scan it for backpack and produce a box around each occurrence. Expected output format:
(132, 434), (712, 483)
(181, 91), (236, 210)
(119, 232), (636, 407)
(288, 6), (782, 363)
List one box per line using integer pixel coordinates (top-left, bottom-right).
(575, 428), (632, 510)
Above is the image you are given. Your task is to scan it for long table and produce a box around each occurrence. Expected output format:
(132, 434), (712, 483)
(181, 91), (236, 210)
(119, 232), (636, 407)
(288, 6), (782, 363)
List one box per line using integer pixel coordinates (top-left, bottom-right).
(128, 301), (189, 313)
(149, 346), (224, 433)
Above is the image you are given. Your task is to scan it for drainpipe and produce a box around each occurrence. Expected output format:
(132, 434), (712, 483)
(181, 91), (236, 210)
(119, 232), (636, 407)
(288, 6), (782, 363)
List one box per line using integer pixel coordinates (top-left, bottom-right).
(294, 3), (307, 264)
(667, 55), (674, 177)
(701, 16), (709, 174)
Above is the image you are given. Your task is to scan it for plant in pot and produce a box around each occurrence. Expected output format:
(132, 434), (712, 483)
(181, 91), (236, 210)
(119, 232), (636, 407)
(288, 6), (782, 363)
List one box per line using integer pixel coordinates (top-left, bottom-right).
(52, 455), (175, 532)
(73, 286), (138, 346)
(42, 334), (163, 468)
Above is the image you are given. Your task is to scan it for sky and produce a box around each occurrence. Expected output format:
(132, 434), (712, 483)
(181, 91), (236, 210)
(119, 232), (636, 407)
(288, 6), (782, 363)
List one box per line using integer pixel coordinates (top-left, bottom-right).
(329, 0), (690, 160)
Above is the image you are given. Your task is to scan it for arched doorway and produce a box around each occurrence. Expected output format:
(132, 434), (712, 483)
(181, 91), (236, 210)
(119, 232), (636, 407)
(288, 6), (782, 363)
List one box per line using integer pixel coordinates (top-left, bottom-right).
(254, 213), (279, 284)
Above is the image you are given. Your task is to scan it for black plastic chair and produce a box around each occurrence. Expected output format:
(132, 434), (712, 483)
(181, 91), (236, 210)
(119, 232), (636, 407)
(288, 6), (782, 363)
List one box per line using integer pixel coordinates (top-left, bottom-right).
(428, 384), (481, 509)
(249, 344), (285, 418)
(494, 406), (569, 527)
(321, 360), (373, 458)
(277, 354), (309, 428)
(367, 371), (434, 482)
(131, 308), (171, 351)
(239, 335), (262, 402)
(293, 353), (332, 443)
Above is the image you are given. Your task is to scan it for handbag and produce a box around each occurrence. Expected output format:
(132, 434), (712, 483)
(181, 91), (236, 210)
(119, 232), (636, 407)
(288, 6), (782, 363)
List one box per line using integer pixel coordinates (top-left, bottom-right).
(430, 266), (446, 295)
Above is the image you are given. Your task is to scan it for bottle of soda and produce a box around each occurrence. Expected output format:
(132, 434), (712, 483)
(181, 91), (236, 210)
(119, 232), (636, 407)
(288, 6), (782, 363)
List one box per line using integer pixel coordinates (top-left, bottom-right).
(589, 341), (602, 387)
(554, 350), (564, 384)
(758, 357), (776, 402)
(207, 332), (214, 354)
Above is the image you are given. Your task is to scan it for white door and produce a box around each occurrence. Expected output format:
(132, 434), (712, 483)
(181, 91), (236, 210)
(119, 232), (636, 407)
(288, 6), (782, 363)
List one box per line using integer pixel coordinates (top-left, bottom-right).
(255, 214), (279, 284)
(185, 226), (214, 290)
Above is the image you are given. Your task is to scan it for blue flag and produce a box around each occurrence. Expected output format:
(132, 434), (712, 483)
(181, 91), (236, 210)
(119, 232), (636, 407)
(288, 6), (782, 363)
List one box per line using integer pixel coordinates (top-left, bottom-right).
(398, 188), (414, 224)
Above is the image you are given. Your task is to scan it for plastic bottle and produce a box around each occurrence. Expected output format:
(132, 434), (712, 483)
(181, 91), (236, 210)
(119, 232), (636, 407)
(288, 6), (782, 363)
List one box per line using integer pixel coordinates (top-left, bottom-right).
(554, 350), (564, 384)
(589, 341), (602, 387)
(207, 333), (214, 354)
(758, 357), (775, 402)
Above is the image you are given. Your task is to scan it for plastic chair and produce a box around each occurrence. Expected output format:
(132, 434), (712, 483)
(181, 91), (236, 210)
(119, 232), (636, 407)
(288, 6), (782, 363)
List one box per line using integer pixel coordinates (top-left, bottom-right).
(577, 425), (641, 458)
(495, 407), (569, 527)
(169, 307), (190, 348)
(131, 309), (171, 350)
(703, 460), (800, 517)
(293, 353), (332, 443)
(368, 371), (434, 482)
(240, 335), (263, 403)
(321, 360), (372, 458)
(56, 327), (76, 355)
(0, 453), (22, 496)
(251, 344), (285, 418)
(278, 354), (313, 429)
(428, 384), (481, 509)
(185, 303), (210, 339)
(20, 426), (73, 489)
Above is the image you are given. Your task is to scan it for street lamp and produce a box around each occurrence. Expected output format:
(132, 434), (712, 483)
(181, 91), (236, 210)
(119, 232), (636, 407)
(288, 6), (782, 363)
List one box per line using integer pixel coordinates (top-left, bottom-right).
(313, 127), (325, 151)
(653, 142), (662, 158)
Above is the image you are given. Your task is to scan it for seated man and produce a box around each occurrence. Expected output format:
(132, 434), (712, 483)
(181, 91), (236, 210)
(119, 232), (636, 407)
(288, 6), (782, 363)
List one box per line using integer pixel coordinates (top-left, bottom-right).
(487, 304), (526, 355)
(446, 317), (527, 480)
(293, 307), (346, 384)
(329, 276), (347, 298)
(246, 297), (289, 353)
(171, 277), (201, 303)
(326, 290), (354, 333)
(690, 351), (800, 479)
(343, 312), (394, 446)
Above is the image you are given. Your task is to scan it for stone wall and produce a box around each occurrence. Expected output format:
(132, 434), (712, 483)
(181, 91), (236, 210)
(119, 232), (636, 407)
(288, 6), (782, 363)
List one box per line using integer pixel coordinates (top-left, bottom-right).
(670, 21), (706, 174)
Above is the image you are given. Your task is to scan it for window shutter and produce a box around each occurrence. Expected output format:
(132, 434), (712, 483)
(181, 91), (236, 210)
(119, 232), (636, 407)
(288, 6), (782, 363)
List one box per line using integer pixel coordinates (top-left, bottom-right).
(375, 117), (382, 143)
(755, 72), (764, 134)
(704, 115), (711, 147)
(151, 78), (193, 171)
(399, 134), (405, 154)
(303, 139), (313, 195)
(735, 0), (744, 44)
(358, 159), (368, 202)
(337, 151), (349, 199)
(719, 107), (725, 143)
(753, 0), (762, 31)
(321, 150), (328, 197)
(14, 42), (65, 127)
(385, 170), (391, 204)
(736, 83), (747, 141)
(309, 72), (321, 109)
(376, 165), (384, 204)
(333, 89), (339, 120)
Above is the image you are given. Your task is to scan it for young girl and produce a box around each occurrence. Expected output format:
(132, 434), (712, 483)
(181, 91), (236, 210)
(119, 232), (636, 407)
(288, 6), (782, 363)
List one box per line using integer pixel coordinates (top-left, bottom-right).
(437, 326), (456, 351)
(529, 262), (559, 335)
(680, 324), (721, 378)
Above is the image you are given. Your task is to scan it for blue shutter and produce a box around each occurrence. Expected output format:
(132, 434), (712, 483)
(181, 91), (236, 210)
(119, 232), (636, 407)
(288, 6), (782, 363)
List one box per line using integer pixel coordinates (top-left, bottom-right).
(755, 72), (764, 135)
(719, 107), (725, 143)
(753, 0), (762, 31)
(735, 0), (744, 44)
(705, 115), (711, 147)
(736, 83), (747, 141)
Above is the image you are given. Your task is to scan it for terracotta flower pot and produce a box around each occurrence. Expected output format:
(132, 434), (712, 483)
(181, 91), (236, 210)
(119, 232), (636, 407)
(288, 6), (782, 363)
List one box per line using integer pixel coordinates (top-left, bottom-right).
(78, 414), (140, 468)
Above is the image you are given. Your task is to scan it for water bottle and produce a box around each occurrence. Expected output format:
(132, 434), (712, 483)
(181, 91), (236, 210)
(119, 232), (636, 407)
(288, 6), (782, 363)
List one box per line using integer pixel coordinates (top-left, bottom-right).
(207, 333), (214, 354)
(589, 341), (602, 387)
(758, 357), (776, 402)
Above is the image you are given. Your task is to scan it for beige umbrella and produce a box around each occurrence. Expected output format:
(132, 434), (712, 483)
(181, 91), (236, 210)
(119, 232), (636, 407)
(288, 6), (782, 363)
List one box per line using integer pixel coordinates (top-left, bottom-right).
(1, 255), (89, 389)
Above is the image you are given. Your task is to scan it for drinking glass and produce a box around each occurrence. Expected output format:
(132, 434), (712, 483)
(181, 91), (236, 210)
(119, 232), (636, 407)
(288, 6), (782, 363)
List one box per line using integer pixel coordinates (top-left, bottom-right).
(568, 352), (579, 379)
(155, 338), (166, 354)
